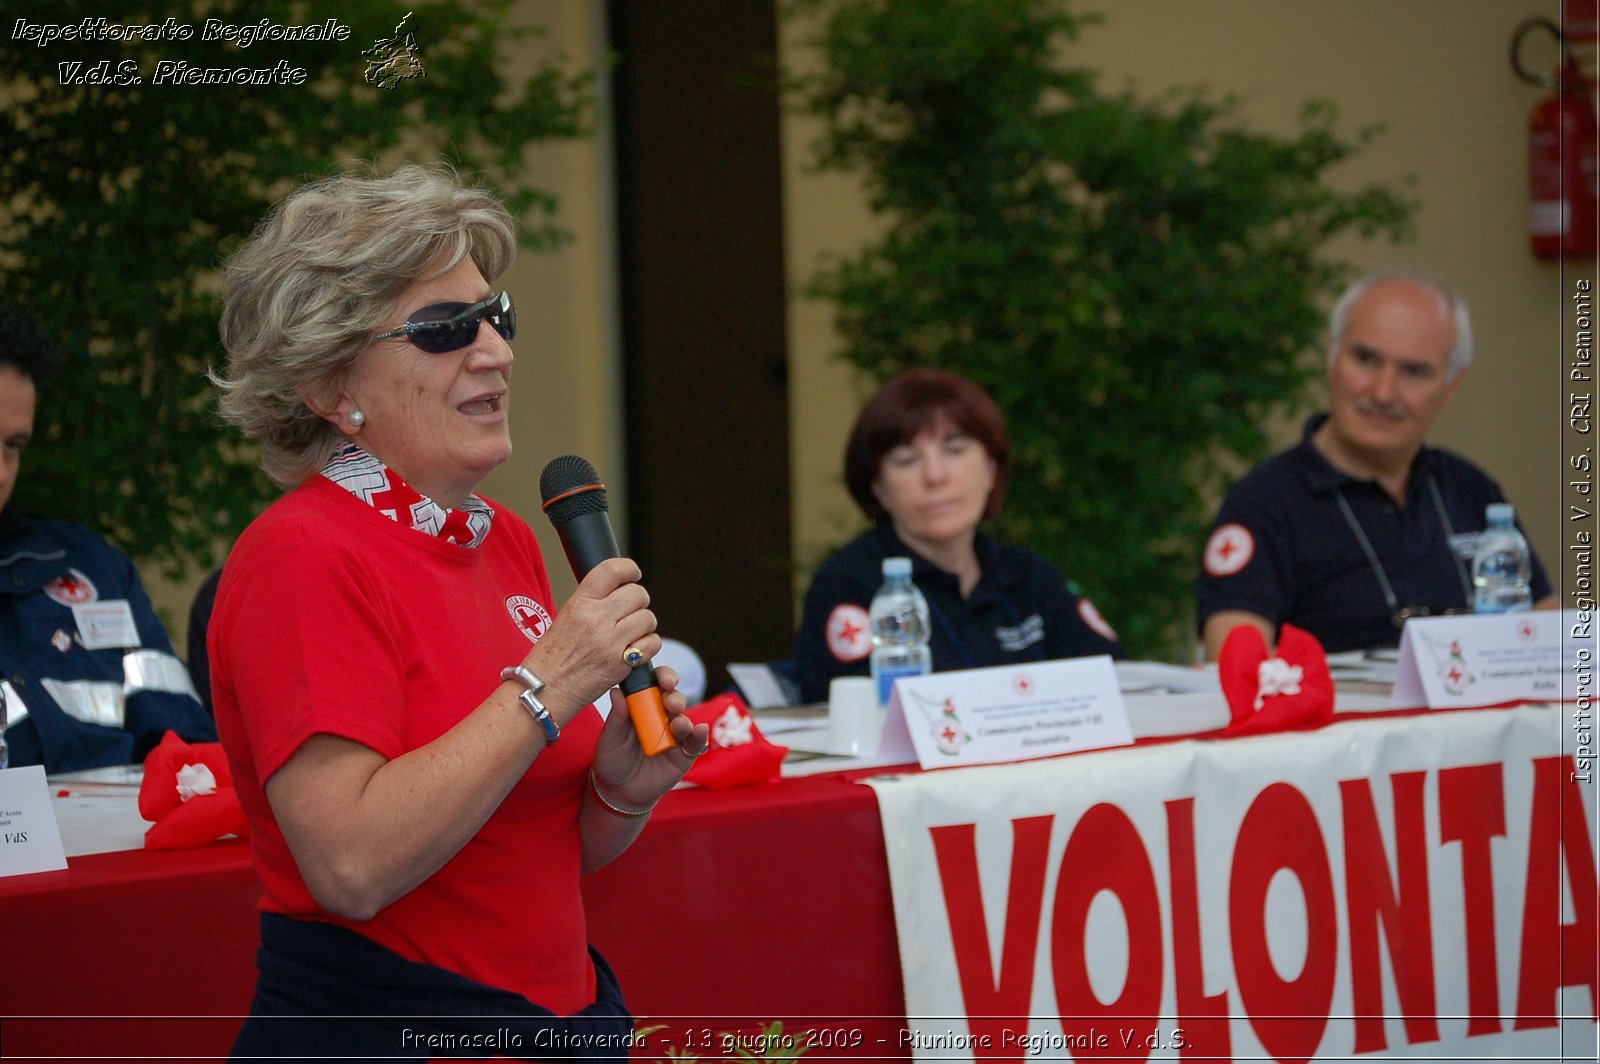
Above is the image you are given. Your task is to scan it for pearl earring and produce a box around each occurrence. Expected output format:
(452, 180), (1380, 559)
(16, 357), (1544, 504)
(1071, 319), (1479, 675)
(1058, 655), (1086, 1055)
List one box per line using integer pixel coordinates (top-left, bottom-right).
(349, 409), (365, 427)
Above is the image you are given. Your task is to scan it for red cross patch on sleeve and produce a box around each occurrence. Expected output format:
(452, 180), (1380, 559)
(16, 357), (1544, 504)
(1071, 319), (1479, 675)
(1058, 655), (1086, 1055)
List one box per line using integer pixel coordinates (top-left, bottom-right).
(825, 603), (873, 663)
(1203, 523), (1255, 578)
(1077, 597), (1119, 643)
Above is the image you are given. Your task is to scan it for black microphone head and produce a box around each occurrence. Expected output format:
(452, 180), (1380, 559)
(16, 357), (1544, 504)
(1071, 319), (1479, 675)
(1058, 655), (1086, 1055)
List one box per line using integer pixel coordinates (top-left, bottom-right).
(540, 455), (609, 527)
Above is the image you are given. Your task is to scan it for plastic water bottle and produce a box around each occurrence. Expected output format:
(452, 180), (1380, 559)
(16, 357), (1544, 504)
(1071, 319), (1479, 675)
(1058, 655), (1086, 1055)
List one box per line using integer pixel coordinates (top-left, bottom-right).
(869, 557), (932, 706)
(1472, 503), (1533, 613)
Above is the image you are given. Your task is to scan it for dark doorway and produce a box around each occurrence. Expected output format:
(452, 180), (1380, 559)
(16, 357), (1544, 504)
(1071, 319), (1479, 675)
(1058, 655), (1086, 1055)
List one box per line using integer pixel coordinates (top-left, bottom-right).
(608, 1), (793, 695)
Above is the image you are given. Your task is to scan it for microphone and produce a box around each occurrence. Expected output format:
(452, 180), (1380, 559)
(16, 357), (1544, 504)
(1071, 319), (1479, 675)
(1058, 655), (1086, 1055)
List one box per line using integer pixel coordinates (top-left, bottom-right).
(539, 455), (676, 756)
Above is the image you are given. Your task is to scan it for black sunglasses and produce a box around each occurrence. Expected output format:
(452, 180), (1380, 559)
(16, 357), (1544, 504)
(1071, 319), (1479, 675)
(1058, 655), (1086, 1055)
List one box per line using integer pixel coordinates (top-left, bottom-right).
(374, 291), (516, 354)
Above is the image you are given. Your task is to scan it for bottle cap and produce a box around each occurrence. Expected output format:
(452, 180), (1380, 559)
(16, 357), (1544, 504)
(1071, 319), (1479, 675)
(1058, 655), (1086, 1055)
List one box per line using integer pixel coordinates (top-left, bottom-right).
(1486, 502), (1514, 524)
(882, 556), (912, 579)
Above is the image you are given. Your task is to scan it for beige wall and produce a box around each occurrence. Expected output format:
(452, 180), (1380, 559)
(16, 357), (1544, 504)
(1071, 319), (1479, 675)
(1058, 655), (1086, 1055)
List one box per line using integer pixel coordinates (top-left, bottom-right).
(154, 0), (1585, 653)
(782, 0), (1581, 633)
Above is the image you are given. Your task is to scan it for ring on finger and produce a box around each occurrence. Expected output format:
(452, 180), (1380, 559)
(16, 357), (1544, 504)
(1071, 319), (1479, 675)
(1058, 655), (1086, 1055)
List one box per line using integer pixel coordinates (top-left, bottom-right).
(622, 645), (645, 668)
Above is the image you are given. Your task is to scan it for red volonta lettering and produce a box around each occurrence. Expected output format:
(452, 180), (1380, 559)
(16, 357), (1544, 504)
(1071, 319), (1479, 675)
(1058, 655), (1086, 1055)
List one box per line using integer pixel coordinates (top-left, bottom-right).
(1165, 798), (1231, 1060)
(1229, 782), (1337, 1064)
(1052, 803), (1163, 1058)
(1438, 762), (1508, 1037)
(931, 816), (1053, 1058)
(1340, 771), (1439, 1052)
(1515, 756), (1600, 1027)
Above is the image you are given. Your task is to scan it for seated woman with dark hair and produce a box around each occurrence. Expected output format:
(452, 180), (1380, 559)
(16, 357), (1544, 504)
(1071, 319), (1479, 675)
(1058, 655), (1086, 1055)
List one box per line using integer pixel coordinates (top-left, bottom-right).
(789, 368), (1125, 704)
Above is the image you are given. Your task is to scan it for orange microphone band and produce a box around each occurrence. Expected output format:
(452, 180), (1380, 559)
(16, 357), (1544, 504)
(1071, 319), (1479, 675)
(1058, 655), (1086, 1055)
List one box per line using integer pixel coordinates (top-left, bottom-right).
(540, 481), (604, 513)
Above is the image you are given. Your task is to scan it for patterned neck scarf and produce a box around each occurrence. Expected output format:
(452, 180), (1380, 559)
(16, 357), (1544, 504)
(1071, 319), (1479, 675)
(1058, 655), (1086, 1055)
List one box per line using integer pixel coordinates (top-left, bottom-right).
(319, 443), (494, 549)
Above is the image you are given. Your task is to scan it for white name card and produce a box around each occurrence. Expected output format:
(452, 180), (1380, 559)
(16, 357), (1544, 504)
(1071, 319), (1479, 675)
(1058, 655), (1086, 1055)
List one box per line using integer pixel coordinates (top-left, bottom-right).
(1392, 609), (1595, 710)
(879, 655), (1133, 770)
(71, 599), (139, 650)
(0, 766), (69, 878)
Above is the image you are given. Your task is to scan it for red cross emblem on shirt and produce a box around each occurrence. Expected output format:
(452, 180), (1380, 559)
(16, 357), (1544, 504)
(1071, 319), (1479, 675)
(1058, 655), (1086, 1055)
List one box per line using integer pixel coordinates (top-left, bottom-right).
(43, 568), (98, 606)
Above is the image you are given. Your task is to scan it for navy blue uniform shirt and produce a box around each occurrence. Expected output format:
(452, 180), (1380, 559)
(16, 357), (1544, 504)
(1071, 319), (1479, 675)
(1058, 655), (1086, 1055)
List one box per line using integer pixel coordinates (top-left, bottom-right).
(0, 508), (213, 772)
(1195, 414), (1552, 654)
(790, 524), (1126, 704)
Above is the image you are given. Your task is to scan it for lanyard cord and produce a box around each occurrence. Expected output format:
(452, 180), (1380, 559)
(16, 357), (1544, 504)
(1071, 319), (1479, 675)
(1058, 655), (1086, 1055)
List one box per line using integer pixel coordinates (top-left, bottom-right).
(1333, 474), (1475, 614)
(1426, 476), (1477, 603)
(1334, 489), (1399, 614)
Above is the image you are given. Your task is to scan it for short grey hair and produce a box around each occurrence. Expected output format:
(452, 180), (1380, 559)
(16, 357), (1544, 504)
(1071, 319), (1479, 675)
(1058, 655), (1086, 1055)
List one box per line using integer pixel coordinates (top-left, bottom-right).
(215, 164), (518, 488)
(1326, 270), (1473, 381)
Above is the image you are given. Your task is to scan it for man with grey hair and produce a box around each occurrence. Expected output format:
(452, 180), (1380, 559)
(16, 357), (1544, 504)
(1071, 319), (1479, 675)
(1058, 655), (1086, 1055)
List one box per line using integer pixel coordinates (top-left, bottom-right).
(1195, 271), (1554, 659)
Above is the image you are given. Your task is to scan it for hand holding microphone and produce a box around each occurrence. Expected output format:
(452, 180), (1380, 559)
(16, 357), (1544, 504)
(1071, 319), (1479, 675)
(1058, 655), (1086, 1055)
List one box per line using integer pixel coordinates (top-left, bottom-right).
(540, 456), (677, 756)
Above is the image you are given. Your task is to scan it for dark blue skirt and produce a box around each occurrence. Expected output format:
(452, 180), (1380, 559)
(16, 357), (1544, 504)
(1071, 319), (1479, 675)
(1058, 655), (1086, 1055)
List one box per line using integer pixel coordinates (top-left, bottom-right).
(231, 912), (635, 1061)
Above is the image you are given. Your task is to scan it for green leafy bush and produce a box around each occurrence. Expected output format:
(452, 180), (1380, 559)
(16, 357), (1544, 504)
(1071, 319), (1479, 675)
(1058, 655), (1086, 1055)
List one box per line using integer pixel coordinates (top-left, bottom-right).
(1, 0), (589, 577)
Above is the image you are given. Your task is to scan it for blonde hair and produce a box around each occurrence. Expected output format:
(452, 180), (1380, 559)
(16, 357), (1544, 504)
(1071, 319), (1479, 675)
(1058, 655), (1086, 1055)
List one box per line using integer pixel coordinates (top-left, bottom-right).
(215, 164), (518, 488)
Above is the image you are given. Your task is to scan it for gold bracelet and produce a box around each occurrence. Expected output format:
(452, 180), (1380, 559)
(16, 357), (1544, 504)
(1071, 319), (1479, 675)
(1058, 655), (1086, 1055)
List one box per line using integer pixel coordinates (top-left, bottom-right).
(588, 767), (657, 818)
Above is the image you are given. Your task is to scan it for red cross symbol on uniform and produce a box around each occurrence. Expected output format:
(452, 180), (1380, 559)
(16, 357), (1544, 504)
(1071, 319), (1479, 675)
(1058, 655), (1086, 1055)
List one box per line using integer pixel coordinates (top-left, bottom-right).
(1204, 523), (1255, 577)
(826, 604), (872, 663)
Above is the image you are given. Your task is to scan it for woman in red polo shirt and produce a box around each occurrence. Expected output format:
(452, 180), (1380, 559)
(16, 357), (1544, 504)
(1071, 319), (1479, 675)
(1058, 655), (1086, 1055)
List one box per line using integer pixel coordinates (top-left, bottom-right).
(210, 164), (708, 1059)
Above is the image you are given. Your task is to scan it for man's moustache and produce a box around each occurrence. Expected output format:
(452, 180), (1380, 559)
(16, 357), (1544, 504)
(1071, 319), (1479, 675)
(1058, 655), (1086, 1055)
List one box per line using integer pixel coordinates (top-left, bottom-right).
(1354, 399), (1408, 420)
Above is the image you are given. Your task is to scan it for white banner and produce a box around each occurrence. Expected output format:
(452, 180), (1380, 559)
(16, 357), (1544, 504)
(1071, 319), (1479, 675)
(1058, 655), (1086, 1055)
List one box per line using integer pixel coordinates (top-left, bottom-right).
(869, 704), (1598, 1062)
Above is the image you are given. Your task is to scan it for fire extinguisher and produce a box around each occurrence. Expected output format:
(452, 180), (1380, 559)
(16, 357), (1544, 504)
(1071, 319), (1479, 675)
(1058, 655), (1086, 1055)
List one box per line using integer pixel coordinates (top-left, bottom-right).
(1515, 18), (1599, 259)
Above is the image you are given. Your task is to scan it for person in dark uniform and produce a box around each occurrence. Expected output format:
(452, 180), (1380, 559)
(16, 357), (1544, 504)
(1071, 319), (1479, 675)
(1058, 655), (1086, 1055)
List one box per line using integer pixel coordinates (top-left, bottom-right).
(1195, 272), (1555, 659)
(790, 369), (1124, 704)
(186, 566), (223, 716)
(0, 305), (214, 772)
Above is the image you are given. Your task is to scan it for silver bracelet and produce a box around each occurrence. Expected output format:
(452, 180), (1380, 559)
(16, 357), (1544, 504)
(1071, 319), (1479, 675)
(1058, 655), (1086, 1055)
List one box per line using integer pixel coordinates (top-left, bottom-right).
(500, 665), (558, 743)
(588, 767), (657, 817)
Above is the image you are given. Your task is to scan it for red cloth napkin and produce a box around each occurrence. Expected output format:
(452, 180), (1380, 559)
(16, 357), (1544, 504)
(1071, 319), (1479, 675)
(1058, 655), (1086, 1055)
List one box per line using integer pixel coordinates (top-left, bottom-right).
(137, 730), (250, 849)
(1218, 623), (1334, 738)
(682, 692), (787, 789)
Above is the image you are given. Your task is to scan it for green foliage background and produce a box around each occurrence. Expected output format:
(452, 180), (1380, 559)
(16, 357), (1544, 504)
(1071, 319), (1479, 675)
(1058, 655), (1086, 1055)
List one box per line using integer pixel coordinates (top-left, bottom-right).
(1, 0), (589, 578)
(788, 0), (1416, 657)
